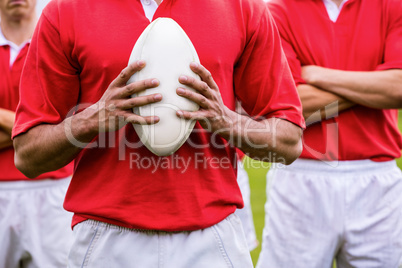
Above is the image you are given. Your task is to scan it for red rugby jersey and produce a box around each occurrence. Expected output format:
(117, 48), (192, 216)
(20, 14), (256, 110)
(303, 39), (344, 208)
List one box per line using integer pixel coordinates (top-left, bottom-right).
(0, 45), (72, 181)
(268, 0), (402, 161)
(14, 0), (304, 231)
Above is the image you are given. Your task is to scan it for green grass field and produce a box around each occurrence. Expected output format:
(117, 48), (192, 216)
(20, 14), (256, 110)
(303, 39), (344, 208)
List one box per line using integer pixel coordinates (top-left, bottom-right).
(245, 111), (402, 266)
(243, 157), (270, 265)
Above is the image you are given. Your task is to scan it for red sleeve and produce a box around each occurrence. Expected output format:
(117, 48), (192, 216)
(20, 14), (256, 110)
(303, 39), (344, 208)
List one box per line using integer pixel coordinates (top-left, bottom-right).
(277, 38), (305, 86)
(267, 1), (305, 86)
(233, 4), (305, 129)
(376, 0), (402, 71)
(12, 2), (80, 138)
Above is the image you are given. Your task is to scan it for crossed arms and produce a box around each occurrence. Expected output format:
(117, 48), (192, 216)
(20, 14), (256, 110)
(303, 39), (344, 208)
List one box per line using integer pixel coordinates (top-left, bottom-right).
(299, 66), (402, 124)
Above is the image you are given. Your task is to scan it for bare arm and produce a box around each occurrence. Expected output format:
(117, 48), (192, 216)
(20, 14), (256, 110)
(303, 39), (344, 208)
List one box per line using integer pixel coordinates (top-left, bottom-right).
(14, 61), (162, 178)
(0, 108), (15, 134)
(224, 114), (303, 164)
(298, 84), (355, 125)
(0, 130), (13, 150)
(302, 66), (402, 109)
(176, 63), (303, 164)
(0, 109), (16, 149)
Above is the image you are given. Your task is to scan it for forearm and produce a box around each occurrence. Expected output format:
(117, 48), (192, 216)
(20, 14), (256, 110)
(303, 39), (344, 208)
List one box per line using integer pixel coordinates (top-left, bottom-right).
(14, 61), (162, 178)
(0, 108), (15, 134)
(220, 109), (302, 164)
(298, 84), (355, 125)
(0, 130), (13, 150)
(304, 68), (402, 109)
(14, 109), (98, 178)
(174, 63), (302, 164)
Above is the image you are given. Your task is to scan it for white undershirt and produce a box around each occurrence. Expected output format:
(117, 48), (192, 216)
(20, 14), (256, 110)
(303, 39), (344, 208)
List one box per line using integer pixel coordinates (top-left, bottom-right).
(322, 0), (349, 22)
(0, 29), (30, 67)
(140, 0), (162, 22)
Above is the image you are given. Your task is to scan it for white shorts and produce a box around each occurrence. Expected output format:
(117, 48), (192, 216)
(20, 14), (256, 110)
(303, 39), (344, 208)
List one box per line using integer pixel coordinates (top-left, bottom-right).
(257, 159), (402, 268)
(0, 178), (74, 268)
(68, 214), (253, 268)
(234, 160), (258, 251)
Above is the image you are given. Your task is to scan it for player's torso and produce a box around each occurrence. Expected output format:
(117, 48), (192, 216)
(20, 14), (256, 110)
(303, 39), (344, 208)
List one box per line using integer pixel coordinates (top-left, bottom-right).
(0, 46), (28, 111)
(269, 0), (402, 161)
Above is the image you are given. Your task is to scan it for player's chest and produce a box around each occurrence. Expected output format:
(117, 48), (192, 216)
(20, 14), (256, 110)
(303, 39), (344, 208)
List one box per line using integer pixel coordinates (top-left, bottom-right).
(291, 4), (386, 70)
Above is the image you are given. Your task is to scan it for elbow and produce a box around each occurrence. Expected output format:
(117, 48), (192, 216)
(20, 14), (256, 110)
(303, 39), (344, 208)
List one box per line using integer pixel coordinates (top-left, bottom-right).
(13, 139), (41, 179)
(14, 152), (40, 179)
(385, 70), (402, 109)
(281, 137), (303, 165)
(395, 72), (402, 107)
(394, 91), (402, 108)
(275, 126), (303, 165)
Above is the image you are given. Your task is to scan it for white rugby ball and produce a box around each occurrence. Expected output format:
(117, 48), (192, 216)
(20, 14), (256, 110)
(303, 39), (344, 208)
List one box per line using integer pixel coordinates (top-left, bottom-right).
(127, 18), (200, 156)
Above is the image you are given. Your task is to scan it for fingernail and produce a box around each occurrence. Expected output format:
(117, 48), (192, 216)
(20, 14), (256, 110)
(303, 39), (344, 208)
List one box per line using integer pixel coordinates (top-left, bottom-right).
(177, 111), (183, 116)
(179, 76), (188, 82)
(138, 60), (145, 66)
(152, 79), (158, 85)
(190, 62), (198, 68)
(177, 88), (185, 94)
(154, 94), (162, 100)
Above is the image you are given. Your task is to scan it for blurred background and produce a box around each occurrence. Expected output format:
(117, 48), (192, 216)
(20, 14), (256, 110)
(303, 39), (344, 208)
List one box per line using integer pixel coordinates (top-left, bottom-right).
(36, 0), (50, 17)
